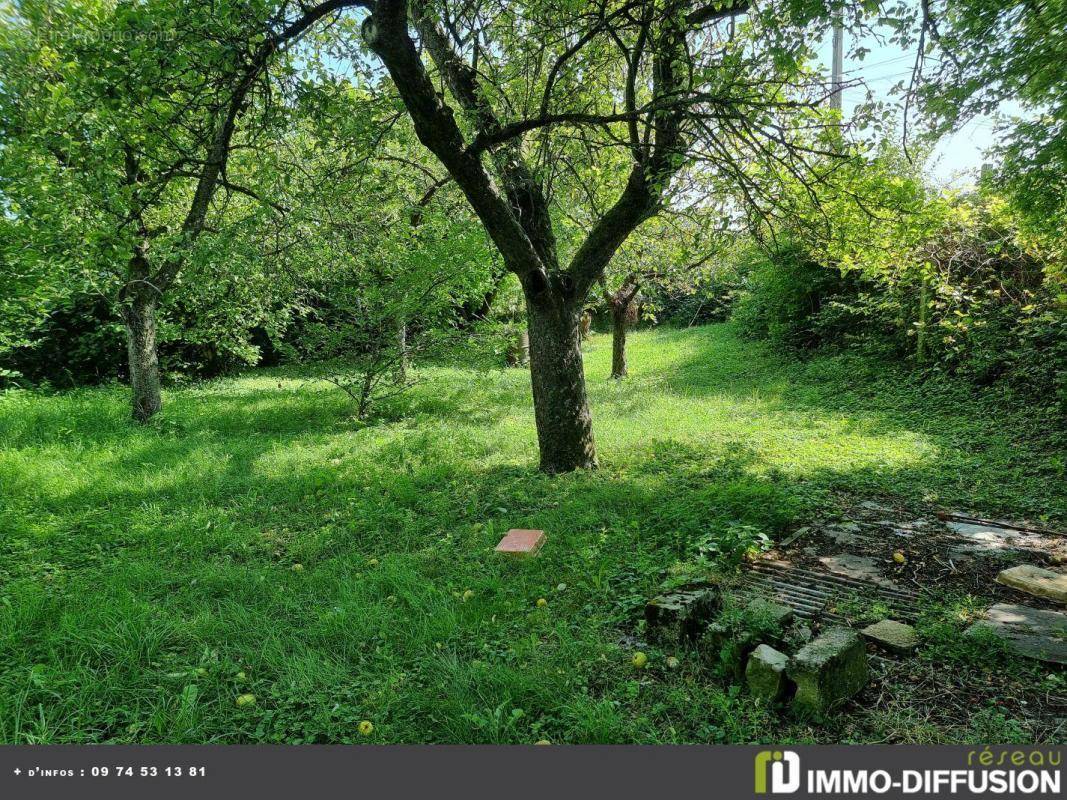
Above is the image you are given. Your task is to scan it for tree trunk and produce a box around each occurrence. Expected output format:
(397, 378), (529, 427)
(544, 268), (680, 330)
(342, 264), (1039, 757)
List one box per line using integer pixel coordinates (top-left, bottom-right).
(505, 329), (529, 367)
(395, 317), (409, 380)
(916, 276), (929, 365)
(526, 299), (597, 473)
(611, 302), (629, 379)
(121, 294), (162, 423)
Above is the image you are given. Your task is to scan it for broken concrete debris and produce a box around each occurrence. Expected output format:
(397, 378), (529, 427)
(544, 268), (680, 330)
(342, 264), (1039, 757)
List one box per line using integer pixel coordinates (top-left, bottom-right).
(818, 554), (898, 589)
(783, 621), (814, 651)
(966, 603), (1067, 665)
(637, 507), (1065, 719)
(644, 587), (717, 644)
(744, 597), (795, 632)
(644, 582), (871, 714)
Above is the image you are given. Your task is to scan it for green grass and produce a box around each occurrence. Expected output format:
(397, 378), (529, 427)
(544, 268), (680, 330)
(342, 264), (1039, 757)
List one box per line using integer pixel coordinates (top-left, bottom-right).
(0, 324), (1063, 743)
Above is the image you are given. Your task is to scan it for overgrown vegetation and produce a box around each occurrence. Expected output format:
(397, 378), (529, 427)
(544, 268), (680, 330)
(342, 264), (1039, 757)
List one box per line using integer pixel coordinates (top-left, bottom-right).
(699, 156), (1066, 407)
(1, 326), (1062, 743)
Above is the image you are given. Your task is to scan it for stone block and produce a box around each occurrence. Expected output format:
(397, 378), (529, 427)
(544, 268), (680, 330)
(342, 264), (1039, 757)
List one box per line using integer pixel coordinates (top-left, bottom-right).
(699, 621), (755, 679)
(746, 644), (790, 702)
(788, 626), (868, 715)
(744, 597), (795, 630)
(645, 587), (716, 643)
(819, 554), (898, 588)
(783, 621), (813, 651)
(860, 619), (919, 654)
(966, 603), (1067, 665)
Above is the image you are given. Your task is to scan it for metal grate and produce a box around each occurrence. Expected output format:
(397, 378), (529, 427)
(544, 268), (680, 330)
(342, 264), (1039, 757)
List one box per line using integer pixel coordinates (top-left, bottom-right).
(741, 559), (922, 622)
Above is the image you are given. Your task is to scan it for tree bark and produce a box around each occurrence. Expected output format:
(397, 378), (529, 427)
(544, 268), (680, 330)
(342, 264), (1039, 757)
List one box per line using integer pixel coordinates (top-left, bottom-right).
(395, 317), (409, 380)
(507, 328), (530, 367)
(525, 297), (597, 473)
(121, 293), (162, 422)
(611, 301), (630, 379)
(361, 1), (693, 473)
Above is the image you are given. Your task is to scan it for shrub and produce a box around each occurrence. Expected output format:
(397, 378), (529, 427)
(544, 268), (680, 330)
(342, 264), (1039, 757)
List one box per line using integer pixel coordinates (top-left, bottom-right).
(0, 293), (126, 388)
(732, 239), (879, 349)
(730, 194), (1066, 404)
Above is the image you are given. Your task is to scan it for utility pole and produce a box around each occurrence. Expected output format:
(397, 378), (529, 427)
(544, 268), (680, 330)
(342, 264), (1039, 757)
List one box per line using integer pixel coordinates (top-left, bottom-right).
(830, 16), (844, 111)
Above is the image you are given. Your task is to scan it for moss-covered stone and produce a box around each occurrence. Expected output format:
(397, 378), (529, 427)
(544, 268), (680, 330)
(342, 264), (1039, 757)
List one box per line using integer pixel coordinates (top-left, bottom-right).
(698, 620), (730, 664)
(695, 621), (748, 678)
(787, 626), (868, 715)
(860, 619), (919, 655)
(743, 597), (794, 636)
(746, 644), (790, 702)
(645, 587), (717, 644)
(697, 595), (795, 678)
(783, 621), (813, 651)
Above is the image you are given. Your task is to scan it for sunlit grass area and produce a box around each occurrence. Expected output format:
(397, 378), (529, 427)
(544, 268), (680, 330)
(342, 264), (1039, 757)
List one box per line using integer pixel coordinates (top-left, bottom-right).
(1, 324), (1062, 744)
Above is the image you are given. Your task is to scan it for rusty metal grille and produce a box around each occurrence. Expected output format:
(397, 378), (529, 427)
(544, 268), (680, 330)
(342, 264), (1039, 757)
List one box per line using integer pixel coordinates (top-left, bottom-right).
(741, 559), (922, 622)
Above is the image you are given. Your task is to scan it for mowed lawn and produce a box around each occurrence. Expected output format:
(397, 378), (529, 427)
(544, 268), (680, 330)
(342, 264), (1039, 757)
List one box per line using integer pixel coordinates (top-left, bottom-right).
(0, 324), (1063, 744)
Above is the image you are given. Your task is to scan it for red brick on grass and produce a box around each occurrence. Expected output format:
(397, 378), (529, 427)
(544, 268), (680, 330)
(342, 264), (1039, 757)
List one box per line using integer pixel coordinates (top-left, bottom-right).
(495, 529), (546, 558)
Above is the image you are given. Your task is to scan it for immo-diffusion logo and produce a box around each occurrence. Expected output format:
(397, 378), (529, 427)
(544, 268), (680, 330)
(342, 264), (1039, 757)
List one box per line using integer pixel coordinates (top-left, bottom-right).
(755, 750), (801, 794)
(753, 748), (1062, 796)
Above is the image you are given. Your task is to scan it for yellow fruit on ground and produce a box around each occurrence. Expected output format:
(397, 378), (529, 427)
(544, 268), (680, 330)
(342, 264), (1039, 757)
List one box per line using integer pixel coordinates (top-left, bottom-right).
(235, 694), (256, 708)
(462, 589), (474, 601)
(358, 720), (374, 736)
(368, 558), (379, 567)
(666, 656), (680, 669)
(892, 550), (906, 564)
(291, 563), (304, 572)
(631, 651), (648, 669)
(534, 739), (551, 745)
(536, 597), (548, 608)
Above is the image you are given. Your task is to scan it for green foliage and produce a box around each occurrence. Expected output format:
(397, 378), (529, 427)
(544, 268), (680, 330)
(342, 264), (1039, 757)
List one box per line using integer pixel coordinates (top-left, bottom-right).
(728, 139), (1066, 405)
(694, 523), (772, 568)
(0, 325), (1061, 744)
(732, 238), (874, 348)
(1, 293), (126, 387)
(909, 1), (1067, 264)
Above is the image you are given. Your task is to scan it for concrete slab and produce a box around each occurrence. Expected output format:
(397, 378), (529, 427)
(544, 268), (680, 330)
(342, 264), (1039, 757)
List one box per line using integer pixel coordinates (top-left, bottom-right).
(996, 565), (1067, 603)
(861, 619), (919, 654)
(966, 603), (1067, 665)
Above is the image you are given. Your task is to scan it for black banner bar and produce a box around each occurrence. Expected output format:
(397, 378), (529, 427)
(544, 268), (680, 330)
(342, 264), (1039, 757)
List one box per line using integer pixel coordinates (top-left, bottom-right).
(0, 745), (1062, 800)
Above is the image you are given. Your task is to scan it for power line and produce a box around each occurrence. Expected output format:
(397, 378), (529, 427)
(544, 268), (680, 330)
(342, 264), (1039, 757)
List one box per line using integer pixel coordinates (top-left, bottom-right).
(841, 54), (914, 75)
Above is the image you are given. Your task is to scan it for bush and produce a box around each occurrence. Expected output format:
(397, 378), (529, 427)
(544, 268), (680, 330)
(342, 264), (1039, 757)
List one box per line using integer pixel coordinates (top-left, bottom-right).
(730, 196), (1067, 406)
(645, 281), (742, 328)
(732, 239), (881, 349)
(0, 291), (282, 388)
(0, 293), (126, 388)
(908, 199), (1065, 403)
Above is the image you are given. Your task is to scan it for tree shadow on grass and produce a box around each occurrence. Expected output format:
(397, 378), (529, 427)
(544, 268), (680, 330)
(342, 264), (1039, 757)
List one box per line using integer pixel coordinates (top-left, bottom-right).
(591, 325), (1067, 522)
(4, 433), (1060, 744)
(5, 321), (1064, 581)
(2, 326), (1062, 745)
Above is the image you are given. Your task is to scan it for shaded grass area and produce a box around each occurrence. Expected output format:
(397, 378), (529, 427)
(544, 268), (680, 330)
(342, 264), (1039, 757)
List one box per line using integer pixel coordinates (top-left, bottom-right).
(0, 324), (1063, 743)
